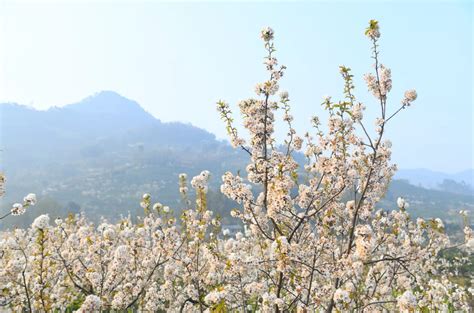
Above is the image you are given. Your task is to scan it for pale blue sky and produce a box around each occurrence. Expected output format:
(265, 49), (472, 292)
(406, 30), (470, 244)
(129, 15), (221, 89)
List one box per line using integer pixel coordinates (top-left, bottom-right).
(0, 0), (472, 172)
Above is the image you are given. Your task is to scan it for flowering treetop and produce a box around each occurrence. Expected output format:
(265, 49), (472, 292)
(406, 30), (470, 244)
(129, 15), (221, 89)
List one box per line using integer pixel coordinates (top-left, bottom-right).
(0, 20), (472, 313)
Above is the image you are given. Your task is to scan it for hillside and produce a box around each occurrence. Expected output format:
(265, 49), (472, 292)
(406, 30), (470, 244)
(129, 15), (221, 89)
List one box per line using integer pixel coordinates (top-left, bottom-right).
(1, 92), (472, 230)
(395, 168), (473, 194)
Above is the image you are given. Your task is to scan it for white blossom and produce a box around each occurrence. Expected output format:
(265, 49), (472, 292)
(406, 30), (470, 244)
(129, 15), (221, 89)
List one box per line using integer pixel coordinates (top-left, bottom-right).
(23, 193), (37, 206)
(77, 295), (101, 312)
(32, 214), (50, 230)
(402, 89), (417, 106)
(397, 290), (417, 311)
(260, 26), (274, 42)
(397, 197), (409, 210)
(11, 203), (25, 216)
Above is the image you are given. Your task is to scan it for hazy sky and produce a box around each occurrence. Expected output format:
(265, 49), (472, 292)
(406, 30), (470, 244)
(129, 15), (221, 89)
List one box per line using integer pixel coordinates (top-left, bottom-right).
(0, 0), (472, 172)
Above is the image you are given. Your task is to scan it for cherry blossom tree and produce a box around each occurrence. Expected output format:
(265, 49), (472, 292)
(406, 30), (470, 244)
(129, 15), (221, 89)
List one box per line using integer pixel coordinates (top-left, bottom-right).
(0, 20), (472, 312)
(214, 20), (471, 312)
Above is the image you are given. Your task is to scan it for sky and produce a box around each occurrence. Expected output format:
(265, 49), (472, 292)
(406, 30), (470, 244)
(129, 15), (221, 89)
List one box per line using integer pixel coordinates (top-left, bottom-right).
(0, 0), (472, 173)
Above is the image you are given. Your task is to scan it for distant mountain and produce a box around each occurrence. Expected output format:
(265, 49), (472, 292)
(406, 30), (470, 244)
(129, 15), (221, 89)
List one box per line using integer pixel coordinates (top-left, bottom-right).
(1, 91), (217, 167)
(1, 91), (472, 231)
(382, 179), (473, 217)
(395, 168), (474, 194)
(0, 91), (247, 228)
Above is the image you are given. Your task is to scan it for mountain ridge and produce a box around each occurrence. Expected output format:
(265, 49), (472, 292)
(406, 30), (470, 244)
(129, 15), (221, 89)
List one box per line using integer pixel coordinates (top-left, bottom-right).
(0, 91), (217, 167)
(2, 91), (470, 178)
(395, 168), (474, 191)
(1, 91), (472, 229)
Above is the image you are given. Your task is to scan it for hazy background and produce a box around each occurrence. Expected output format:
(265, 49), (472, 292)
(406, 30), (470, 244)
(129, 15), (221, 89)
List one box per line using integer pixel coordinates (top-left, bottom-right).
(0, 1), (472, 233)
(1, 0), (472, 172)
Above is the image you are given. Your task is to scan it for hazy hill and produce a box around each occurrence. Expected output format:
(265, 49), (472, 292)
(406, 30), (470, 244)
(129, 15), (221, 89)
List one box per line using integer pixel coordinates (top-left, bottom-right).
(0, 91), (247, 227)
(1, 91), (472, 230)
(395, 168), (474, 194)
(1, 91), (216, 167)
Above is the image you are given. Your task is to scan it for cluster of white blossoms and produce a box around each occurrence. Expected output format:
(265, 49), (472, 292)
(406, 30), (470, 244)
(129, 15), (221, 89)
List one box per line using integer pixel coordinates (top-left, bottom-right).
(1, 200), (185, 311)
(76, 295), (101, 312)
(32, 214), (50, 230)
(364, 64), (392, 101)
(333, 288), (351, 306)
(397, 196), (409, 210)
(5, 193), (37, 218)
(464, 226), (474, 252)
(397, 290), (418, 311)
(10, 203), (25, 216)
(190, 170), (211, 192)
(0, 20), (472, 312)
(402, 89), (418, 106)
(23, 193), (37, 206)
